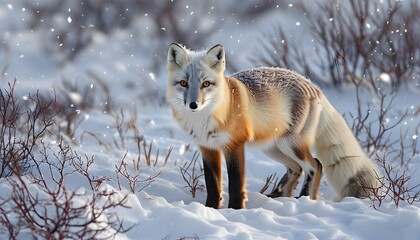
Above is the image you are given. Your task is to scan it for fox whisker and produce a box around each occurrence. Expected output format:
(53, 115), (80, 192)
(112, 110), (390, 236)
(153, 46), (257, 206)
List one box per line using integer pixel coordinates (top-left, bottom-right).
(202, 98), (214, 104)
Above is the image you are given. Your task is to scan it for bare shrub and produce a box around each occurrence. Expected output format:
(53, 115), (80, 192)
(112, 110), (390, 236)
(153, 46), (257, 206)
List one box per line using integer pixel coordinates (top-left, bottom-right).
(0, 81), (137, 237)
(114, 151), (162, 193)
(70, 149), (111, 192)
(259, 173), (279, 195)
(0, 80), (56, 177)
(179, 151), (205, 198)
(349, 82), (408, 157)
(144, 1), (276, 49)
(0, 140), (134, 239)
(254, 0), (420, 90)
(23, 0), (143, 62)
(43, 73), (118, 142)
(254, 25), (323, 85)
(135, 1), (279, 73)
(347, 75), (419, 166)
(141, 139), (164, 168)
(45, 80), (96, 139)
(80, 104), (174, 168)
(107, 106), (142, 151)
(361, 155), (420, 209)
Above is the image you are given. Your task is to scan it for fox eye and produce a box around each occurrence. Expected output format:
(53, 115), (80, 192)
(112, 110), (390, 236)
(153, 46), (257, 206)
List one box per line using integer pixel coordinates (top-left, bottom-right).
(179, 80), (188, 88)
(202, 81), (211, 88)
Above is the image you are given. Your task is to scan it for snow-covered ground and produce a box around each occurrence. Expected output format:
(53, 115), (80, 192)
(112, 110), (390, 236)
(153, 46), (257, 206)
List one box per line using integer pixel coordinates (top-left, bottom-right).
(1, 1), (419, 239)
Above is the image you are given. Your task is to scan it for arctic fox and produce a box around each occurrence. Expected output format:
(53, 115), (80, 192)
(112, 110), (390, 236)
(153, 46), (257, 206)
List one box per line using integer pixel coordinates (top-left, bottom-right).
(166, 43), (380, 209)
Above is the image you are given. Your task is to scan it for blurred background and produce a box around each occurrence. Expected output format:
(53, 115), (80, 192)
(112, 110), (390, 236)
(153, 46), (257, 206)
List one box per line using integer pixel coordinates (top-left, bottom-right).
(0, 1), (289, 93)
(1, 0), (419, 102)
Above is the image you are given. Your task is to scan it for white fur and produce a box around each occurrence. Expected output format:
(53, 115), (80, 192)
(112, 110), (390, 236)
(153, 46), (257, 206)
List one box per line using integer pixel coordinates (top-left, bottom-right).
(172, 104), (231, 149)
(314, 95), (380, 200)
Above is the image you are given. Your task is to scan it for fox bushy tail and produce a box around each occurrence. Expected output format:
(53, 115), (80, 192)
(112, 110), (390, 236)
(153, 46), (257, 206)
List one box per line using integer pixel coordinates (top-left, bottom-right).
(314, 94), (380, 201)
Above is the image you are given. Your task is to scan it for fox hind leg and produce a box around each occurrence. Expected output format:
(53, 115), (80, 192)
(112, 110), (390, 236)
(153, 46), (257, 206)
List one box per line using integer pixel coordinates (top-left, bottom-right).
(294, 146), (322, 199)
(263, 147), (302, 198)
(276, 138), (322, 200)
(268, 168), (302, 198)
(298, 157), (322, 198)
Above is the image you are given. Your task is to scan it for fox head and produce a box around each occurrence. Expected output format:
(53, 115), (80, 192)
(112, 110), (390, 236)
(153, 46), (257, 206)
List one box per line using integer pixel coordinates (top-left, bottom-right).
(166, 43), (226, 113)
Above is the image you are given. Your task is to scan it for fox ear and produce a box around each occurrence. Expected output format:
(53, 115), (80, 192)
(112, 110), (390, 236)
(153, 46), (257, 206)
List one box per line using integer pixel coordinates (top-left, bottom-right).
(167, 43), (189, 68)
(204, 44), (225, 72)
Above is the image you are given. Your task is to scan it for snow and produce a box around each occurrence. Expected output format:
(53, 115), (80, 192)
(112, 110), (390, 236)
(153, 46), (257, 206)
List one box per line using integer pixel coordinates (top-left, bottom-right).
(1, 1), (419, 239)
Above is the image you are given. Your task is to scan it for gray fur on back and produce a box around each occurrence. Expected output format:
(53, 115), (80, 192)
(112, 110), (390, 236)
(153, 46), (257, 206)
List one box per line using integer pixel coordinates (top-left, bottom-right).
(230, 67), (320, 100)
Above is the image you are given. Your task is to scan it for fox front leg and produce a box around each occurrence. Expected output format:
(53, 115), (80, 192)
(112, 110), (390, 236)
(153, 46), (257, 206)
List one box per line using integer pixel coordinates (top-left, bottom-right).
(201, 147), (223, 209)
(224, 143), (246, 209)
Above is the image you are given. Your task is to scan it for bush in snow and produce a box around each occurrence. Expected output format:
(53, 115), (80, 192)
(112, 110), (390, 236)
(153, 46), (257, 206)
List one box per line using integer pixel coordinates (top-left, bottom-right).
(23, 0), (141, 62)
(254, 0), (420, 91)
(0, 140), (134, 239)
(0, 80), (56, 177)
(0, 81), (165, 238)
(361, 155), (419, 209)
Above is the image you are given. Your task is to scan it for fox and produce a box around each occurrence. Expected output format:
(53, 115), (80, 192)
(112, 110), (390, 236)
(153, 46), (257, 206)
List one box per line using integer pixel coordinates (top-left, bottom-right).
(166, 43), (380, 209)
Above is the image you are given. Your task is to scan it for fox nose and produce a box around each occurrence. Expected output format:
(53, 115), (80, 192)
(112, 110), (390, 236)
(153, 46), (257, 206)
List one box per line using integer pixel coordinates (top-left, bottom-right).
(189, 102), (198, 110)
